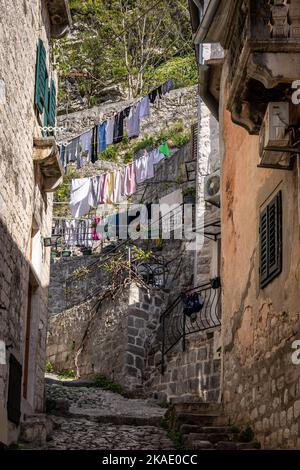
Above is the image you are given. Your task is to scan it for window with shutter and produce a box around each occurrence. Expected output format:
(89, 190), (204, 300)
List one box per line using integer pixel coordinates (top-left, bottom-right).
(35, 39), (48, 114)
(7, 354), (22, 425)
(48, 79), (56, 128)
(259, 191), (282, 289)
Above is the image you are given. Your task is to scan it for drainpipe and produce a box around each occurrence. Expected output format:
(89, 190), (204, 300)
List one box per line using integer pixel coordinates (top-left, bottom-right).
(194, 0), (221, 44)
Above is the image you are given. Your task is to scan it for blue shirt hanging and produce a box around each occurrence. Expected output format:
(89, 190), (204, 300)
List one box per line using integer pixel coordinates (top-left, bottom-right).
(98, 121), (107, 153)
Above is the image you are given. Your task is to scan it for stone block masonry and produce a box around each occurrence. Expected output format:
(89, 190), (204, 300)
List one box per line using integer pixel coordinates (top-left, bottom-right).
(144, 329), (221, 402)
(47, 283), (167, 392)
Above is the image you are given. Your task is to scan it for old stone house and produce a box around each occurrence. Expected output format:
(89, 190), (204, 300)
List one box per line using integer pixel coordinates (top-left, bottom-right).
(0, 0), (71, 446)
(190, 0), (300, 449)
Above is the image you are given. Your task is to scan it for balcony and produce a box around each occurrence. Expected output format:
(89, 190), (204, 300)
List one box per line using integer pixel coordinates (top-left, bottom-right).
(33, 137), (64, 192)
(191, 0), (300, 134)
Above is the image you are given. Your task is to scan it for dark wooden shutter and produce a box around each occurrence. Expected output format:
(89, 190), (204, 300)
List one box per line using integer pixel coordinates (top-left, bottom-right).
(48, 79), (57, 127)
(259, 191), (282, 289)
(35, 39), (48, 114)
(7, 354), (22, 425)
(191, 123), (198, 160)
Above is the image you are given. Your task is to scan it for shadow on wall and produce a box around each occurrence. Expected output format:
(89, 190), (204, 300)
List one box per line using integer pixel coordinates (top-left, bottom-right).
(0, 218), (49, 445)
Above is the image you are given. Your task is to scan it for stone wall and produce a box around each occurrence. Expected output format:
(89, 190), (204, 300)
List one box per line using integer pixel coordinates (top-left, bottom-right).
(47, 283), (166, 391)
(145, 329), (221, 402)
(57, 85), (198, 144)
(0, 0), (60, 444)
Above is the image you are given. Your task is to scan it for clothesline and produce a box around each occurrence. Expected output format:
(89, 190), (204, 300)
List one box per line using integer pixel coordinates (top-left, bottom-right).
(69, 142), (172, 219)
(59, 79), (174, 170)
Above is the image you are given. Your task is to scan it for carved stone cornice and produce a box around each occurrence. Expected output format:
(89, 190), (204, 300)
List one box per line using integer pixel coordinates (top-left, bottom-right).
(33, 137), (63, 192)
(46, 0), (72, 39)
(225, 0), (300, 134)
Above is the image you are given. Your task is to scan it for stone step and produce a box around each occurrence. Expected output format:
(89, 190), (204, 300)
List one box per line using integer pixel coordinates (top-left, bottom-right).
(66, 410), (163, 427)
(190, 440), (214, 450)
(176, 412), (227, 427)
(184, 432), (237, 446)
(171, 400), (222, 415)
(180, 424), (232, 434)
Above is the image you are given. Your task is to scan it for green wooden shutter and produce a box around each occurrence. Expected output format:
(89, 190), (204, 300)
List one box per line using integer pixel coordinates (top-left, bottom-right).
(43, 77), (49, 127)
(48, 79), (57, 127)
(35, 39), (48, 114)
(259, 191), (282, 288)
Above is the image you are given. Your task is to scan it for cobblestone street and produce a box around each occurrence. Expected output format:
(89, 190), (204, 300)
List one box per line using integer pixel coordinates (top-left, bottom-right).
(34, 380), (175, 450)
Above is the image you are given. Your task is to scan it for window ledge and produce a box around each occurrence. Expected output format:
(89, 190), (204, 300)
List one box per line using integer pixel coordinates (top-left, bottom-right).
(47, 0), (72, 39)
(33, 137), (63, 193)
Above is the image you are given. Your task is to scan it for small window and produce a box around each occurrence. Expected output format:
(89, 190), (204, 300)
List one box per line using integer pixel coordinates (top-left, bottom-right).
(259, 191), (282, 289)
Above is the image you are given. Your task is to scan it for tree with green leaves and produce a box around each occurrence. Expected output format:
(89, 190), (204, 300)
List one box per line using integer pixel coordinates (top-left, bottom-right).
(54, 0), (196, 109)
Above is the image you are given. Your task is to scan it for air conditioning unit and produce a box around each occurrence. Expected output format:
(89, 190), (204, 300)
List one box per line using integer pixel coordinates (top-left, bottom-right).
(259, 102), (291, 166)
(204, 170), (220, 207)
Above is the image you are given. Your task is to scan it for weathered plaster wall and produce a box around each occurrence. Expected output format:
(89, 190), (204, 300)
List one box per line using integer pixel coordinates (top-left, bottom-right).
(220, 66), (300, 448)
(0, 0), (57, 444)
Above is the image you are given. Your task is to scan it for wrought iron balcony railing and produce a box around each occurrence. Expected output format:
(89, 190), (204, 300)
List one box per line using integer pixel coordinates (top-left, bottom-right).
(160, 279), (221, 374)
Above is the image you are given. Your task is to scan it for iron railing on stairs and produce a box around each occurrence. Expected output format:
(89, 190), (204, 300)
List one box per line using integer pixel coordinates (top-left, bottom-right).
(161, 278), (221, 374)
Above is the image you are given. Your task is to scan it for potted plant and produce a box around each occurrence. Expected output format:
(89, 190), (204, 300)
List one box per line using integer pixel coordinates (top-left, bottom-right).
(183, 187), (196, 204)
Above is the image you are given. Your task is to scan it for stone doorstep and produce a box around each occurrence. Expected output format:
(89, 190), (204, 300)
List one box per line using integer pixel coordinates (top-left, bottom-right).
(175, 413), (228, 427)
(172, 402), (223, 415)
(20, 414), (53, 445)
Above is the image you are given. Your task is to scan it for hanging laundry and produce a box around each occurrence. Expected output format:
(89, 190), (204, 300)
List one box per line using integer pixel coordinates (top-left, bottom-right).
(149, 88), (158, 104)
(123, 163), (136, 196)
(106, 118), (114, 146)
(70, 178), (92, 218)
(89, 176), (100, 208)
(106, 172), (114, 203)
(65, 219), (77, 246)
(159, 142), (171, 157)
(134, 153), (154, 184)
(162, 79), (175, 94)
(139, 96), (150, 119)
(113, 108), (129, 144)
(65, 137), (80, 164)
(157, 85), (163, 99)
(128, 102), (141, 139)
(152, 148), (165, 165)
(79, 129), (93, 162)
(92, 216), (102, 241)
(60, 144), (66, 167)
(113, 170), (122, 204)
(98, 121), (107, 153)
(98, 173), (109, 204)
(91, 125), (99, 163)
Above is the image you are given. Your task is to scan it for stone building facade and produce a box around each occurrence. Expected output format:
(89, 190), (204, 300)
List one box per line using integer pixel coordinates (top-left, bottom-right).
(0, 0), (70, 446)
(190, 0), (300, 449)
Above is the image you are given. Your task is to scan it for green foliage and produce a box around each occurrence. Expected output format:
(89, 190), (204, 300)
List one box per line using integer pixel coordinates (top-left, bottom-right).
(57, 369), (76, 379)
(144, 55), (198, 90)
(91, 373), (126, 395)
(239, 425), (255, 443)
(54, 167), (81, 216)
(55, 0), (194, 108)
(45, 360), (54, 373)
(252, 440), (261, 449)
(100, 144), (118, 162)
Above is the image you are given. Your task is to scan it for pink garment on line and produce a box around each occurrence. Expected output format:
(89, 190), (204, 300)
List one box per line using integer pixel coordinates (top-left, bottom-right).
(123, 163), (136, 196)
(92, 216), (102, 240)
(98, 173), (109, 204)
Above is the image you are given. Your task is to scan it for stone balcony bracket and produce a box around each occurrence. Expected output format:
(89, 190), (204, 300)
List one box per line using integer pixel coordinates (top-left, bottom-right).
(33, 136), (64, 193)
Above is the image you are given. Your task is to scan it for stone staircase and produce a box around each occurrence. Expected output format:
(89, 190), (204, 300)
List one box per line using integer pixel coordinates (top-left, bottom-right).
(166, 400), (259, 450)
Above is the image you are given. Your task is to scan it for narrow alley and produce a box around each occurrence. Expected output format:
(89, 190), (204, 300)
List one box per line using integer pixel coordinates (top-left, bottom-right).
(31, 378), (174, 450)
